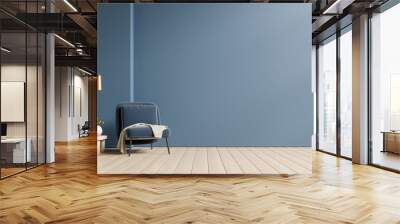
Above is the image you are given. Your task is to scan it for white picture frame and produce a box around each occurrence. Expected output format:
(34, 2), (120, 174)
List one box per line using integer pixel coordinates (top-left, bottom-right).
(1, 81), (25, 122)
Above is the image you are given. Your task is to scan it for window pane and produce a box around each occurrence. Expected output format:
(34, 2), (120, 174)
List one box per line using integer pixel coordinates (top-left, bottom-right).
(340, 29), (352, 158)
(371, 4), (400, 171)
(318, 36), (337, 154)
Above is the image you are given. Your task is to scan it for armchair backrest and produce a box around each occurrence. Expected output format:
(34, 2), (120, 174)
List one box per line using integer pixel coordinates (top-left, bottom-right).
(116, 102), (160, 135)
(81, 121), (90, 130)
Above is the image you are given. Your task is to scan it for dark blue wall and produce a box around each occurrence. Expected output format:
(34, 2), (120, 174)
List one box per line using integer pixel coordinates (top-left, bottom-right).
(98, 4), (134, 147)
(98, 3), (313, 147)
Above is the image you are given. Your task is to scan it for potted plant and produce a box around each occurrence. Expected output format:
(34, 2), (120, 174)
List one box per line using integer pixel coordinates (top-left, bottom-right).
(97, 119), (105, 136)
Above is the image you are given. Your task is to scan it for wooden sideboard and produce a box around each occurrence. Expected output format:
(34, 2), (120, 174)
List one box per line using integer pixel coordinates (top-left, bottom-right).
(382, 131), (400, 154)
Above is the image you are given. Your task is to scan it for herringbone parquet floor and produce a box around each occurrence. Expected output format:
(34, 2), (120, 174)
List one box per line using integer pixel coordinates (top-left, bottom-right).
(1, 137), (400, 223)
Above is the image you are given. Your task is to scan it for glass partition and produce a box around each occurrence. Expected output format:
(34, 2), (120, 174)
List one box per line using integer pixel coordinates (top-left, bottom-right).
(0, 31), (27, 177)
(27, 31), (38, 169)
(38, 32), (45, 165)
(0, 1), (46, 179)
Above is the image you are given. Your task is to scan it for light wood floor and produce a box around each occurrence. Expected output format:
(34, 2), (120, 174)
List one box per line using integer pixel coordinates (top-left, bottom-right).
(1, 137), (400, 223)
(373, 151), (400, 171)
(98, 147), (311, 175)
(0, 167), (25, 178)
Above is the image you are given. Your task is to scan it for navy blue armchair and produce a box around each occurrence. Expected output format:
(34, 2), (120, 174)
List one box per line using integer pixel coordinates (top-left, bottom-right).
(116, 102), (170, 155)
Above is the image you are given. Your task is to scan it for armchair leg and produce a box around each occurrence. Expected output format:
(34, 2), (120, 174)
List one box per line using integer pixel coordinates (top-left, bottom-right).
(165, 137), (170, 155)
(128, 140), (133, 156)
(151, 144), (153, 150)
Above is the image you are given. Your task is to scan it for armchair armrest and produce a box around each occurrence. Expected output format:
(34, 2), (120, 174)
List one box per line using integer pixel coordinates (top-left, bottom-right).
(162, 128), (170, 138)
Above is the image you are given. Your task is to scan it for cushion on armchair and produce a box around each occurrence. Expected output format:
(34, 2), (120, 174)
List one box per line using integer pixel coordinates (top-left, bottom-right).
(125, 126), (170, 138)
(126, 125), (153, 138)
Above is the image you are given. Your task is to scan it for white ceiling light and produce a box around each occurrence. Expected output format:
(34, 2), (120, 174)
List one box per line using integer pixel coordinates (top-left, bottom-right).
(323, 0), (355, 15)
(63, 0), (78, 12)
(76, 48), (83, 55)
(78, 67), (92, 76)
(54, 34), (75, 48)
(1, 47), (11, 53)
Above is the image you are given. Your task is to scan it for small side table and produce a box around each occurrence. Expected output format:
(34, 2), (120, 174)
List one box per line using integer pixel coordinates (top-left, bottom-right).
(97, 135), (107, 154)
